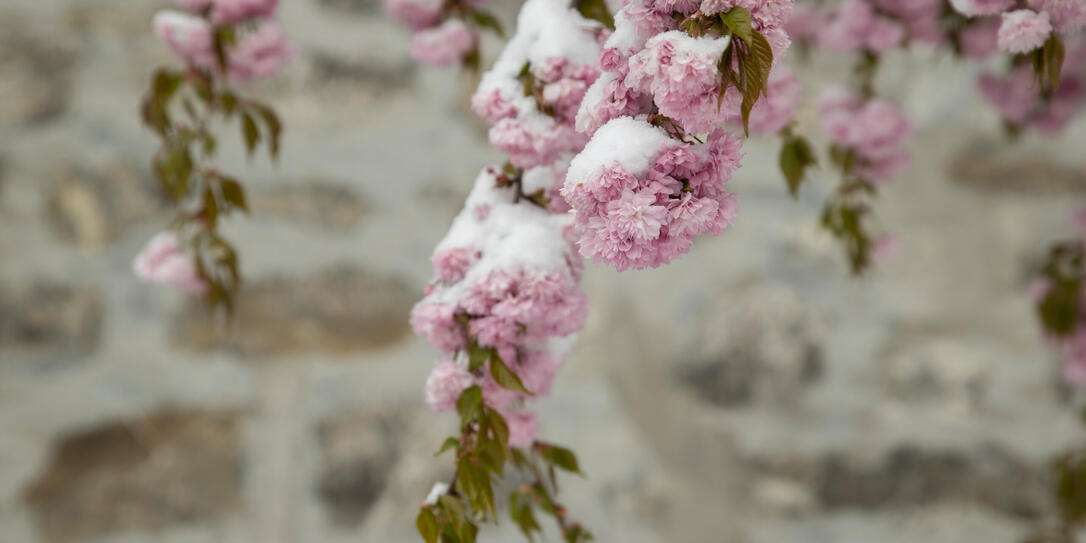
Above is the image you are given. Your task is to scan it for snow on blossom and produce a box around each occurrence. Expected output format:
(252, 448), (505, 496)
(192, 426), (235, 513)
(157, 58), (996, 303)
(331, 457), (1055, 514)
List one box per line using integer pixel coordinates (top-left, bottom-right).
(132, 232), (208, 294)
(410, 19), (477, 67)
(626, 31), (737, 134)
(563, 117), (742, 271)
(471, 0), (605, 168)
(998, 9), (1053, 54)
(411, 167), (588, 409)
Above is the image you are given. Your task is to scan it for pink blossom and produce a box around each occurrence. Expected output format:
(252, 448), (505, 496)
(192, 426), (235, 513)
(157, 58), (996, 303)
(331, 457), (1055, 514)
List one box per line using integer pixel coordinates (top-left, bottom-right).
(998, 10), (1052, 54)
(564, 120), (743, 271)
(206, 0), (279, 25)
(748, 66), (801, 135)
(385, 0), (443, 31)
(820, 0), (905, 53)
(227, 22), (294, 82)
(502, 410), (539, 448)
(410, 19), (476, 67)
(699, 0), (795, 30)
(626, 31), (738, 134)
(132, 232), (208, 294)
(154, 11), (215, 69)
(424, 359), (476, 412)
(960, 18), (1001, 59)
(471, 89), (519, 124)
(784, 5), (828, 43)
(410, 302), (467, 352)
(819, 89), (912, 184)
(1028, 0), (1086, 32)
(154, 11), (291, 80)
(432, 247), (477, 284)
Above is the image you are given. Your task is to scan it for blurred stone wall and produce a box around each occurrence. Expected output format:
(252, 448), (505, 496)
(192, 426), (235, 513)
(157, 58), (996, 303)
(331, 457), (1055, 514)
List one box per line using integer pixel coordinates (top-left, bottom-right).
(1, 1), (1085, 542)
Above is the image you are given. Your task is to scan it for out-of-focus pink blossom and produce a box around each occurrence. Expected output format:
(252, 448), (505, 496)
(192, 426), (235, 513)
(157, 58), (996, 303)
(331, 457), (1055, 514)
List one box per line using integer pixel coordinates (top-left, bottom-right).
(154, 11), (215, 69)
(226, 22), (294, 82)
(960, 18), (1002, 59)
(819, 89), (912, 184)
(820, 0), (905, 53)
(1028, 0), (1086, 32)
(869, 234), (902, 264)
(998, 9), (1052, 54)
(503, 410), (540, 448)
(410, 19), (476, 67)
(748, 67), (802, 135)
(132, 232), (208, 294)
(384, 0), (443, 31)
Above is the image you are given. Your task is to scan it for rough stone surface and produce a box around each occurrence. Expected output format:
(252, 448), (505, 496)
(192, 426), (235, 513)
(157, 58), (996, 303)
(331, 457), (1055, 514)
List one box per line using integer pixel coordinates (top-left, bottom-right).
(0, 282), (103, 358)
(22, 410), (242, 542)
(45, 161), (164, 247)
(171, 266), (415, 357)
(251, 180), (367, 231)
(0, 1), (1084, 542)
(315, 409), (401, 527)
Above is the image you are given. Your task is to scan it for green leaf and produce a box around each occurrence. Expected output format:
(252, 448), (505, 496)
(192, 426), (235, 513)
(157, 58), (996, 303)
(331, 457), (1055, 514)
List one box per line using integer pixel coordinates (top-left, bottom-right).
(435, 437), (461, 457)
(721, 7), (753, 45)
(748, 30), (774, 93)
(241, 111), (261, 157)
(489, 356), (531, 394)
(417, 507), (441, 543)
(1039, 280), (1080, 336)
(468, 342), (494, 372)
(250, 103), (282, 160)
(219, 176), (248, 213)
(576, 0), (615, 30)
(509, 490), (542, 540)
(469, 10), (505, 38)
(539, 444), (582, 475)
(779, 135), (817, 197)
(456, 386), (483, 428)
(486, 408), (510, 450)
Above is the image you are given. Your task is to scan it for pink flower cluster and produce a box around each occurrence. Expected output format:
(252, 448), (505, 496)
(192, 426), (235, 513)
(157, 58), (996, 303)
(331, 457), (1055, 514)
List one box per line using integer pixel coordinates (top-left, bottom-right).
(819, 89), (912, 184)
(177, 0), (278, 25)
(412, 166), (589, 447)
(470, 0), (606, 169)
(819, 0), (906, 53)
(950, 0), (1085, 54)
(477, 58), (601, 168)
(562, 117), (742, 271)
(979, 63), (1086, 134)
(153, 1), (292, 82)
(577, 0), (794, 137)
(385, 0), (481, 67)
(747, 66), (802, 135)
(132, 232), (207, 294)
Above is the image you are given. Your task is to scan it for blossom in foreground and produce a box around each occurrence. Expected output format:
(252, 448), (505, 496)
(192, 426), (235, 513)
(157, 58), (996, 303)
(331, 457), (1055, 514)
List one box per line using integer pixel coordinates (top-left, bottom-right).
(132, 232), (207, 294)
(562, 117), (742, 271)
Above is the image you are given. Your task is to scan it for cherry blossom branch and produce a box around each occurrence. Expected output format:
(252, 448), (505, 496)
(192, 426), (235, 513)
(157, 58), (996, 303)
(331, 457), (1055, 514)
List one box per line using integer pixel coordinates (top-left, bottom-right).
(135, 0), (292, 311)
